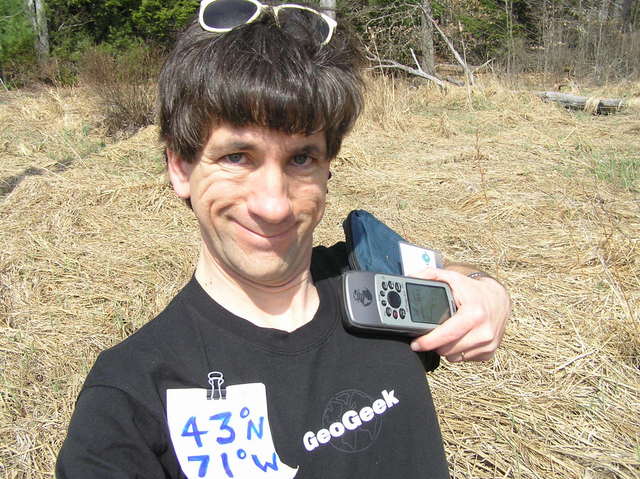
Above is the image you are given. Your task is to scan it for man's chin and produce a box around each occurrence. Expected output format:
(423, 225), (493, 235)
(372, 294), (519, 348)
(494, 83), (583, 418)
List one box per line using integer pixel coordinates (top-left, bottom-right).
(202, 236), (313, 287)
(230, 257), (307, 288)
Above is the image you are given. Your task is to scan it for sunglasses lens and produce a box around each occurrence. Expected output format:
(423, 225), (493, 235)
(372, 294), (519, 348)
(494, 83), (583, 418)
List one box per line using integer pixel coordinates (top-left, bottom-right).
(277, 7), (331, 44)
(202, 0), (259, 30)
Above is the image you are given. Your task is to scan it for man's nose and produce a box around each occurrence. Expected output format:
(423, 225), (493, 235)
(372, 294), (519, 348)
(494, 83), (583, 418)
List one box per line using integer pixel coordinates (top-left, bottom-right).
(246, 166), (293, 224)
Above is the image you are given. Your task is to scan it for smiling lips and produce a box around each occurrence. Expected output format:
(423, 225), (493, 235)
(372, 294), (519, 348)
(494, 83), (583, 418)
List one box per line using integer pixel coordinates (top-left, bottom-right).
(236, 221), (297, 244)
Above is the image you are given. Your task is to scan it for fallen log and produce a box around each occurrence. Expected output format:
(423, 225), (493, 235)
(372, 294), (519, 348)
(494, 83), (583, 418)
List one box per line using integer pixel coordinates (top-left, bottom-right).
(534, 91), (625, 114)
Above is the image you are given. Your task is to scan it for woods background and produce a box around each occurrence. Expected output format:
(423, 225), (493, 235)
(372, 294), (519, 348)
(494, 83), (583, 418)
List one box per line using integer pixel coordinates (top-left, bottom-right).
(1, 0), (640, 89)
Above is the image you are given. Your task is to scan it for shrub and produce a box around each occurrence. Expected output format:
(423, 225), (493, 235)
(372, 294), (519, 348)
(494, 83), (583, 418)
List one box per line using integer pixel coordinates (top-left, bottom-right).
(79, 42), (164, 137)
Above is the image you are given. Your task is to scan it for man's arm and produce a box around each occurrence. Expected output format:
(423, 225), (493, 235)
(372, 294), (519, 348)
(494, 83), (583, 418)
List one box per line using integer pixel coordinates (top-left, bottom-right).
(409, 262), (511, 362)
(310, 242), (511, 363)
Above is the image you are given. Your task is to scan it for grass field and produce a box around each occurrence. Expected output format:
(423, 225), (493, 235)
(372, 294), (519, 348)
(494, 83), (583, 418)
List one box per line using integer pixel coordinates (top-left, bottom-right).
(1, 76), (639, 478)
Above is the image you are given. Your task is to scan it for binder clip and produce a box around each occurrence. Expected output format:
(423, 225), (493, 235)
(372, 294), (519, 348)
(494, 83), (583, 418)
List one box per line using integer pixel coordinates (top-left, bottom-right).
(207, 371), (227, 400)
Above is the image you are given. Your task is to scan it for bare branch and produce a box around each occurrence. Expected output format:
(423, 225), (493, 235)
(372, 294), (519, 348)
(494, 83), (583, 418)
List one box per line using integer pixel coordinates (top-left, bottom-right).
(363, 37), (457, 89)
(420, 7), (475, 87)
(443, 76), (464, 87)
(366, 56), (448, 88)
(0, 13), (21, 22)
(410, 49), (423, 71)
(57, 20), (92, 32)
(473, 58), (494, 73)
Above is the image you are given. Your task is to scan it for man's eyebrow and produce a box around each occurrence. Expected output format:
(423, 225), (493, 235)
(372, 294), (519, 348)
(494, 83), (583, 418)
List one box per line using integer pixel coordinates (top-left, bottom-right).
(212, 140), (256, 152)
(201, 140), (255, 159)
(297, 144), (324, 155)
(206, 141), (326, 156)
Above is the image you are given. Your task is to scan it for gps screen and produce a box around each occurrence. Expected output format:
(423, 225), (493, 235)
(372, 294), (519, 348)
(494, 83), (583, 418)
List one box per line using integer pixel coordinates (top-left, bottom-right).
(406, 283), (451, 324)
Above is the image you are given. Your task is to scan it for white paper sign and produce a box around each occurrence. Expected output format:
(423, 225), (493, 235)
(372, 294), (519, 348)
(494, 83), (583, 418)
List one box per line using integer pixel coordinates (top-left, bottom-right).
(399, 242), (441, 276)
(167, 383), (299, 479)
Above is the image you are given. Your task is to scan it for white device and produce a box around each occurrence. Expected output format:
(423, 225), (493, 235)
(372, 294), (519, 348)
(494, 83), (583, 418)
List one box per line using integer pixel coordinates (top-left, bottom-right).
(399, 241), (444, 276)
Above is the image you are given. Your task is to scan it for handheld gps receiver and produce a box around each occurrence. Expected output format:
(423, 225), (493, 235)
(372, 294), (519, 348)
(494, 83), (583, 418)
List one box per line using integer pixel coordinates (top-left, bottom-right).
(342, 271), (456, 336)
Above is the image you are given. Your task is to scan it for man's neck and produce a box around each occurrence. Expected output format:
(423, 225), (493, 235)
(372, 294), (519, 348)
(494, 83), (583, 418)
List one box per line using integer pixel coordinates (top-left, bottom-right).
(194, 246), (320, 332)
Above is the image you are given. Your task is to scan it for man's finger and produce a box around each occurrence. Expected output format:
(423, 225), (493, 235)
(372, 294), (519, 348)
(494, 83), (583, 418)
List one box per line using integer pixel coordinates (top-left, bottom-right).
(445, 349), (495, 363)
(410, 267), (459, 284)
(410, 308), (474, 351)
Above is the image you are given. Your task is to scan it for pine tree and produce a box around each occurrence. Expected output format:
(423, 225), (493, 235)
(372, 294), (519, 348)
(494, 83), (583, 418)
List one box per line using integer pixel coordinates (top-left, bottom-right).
(0, 0), (35, 80)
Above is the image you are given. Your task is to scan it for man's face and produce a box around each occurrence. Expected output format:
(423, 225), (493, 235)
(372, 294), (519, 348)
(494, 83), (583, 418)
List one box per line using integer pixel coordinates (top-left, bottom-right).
(168, 123), (330, 287)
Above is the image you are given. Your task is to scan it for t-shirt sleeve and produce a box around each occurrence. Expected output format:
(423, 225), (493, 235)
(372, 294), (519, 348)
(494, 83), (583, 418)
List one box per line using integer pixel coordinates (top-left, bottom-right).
(56, 385), (170, 479)
(416, 350), (441, 372)
(311, 242), (348, 282)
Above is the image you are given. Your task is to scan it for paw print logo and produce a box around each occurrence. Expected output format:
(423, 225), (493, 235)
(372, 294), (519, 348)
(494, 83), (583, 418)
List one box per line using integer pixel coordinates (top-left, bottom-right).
(353, 288), (373, 307)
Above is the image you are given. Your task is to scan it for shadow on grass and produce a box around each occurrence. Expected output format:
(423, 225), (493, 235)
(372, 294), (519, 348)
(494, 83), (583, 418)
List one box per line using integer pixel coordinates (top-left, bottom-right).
(0, 157), (76, 199)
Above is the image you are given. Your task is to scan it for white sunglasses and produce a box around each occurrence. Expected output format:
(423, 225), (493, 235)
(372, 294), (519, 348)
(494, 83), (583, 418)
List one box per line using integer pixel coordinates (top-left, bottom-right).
(199, 0), (337, 45)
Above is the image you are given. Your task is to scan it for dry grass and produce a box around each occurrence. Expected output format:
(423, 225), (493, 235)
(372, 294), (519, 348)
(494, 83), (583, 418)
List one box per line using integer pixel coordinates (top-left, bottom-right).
(1, 76), (639, 479)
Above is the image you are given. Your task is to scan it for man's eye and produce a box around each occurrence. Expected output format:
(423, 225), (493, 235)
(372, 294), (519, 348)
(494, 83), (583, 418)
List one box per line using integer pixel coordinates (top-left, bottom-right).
(222, 153), (246, 165)
(291, 154), (312, 167)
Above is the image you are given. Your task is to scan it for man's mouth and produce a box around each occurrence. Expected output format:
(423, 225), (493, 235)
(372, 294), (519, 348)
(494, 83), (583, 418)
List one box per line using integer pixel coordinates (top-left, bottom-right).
(236, 221), (296, 242)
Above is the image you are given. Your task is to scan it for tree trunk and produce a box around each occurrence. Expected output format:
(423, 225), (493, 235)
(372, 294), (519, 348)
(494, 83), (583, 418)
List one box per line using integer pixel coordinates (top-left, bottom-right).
(620, 0), (636, 31)
(599, 0), (611, 21)
(419, 0), (436, 76)
(318, 0), (336, 20)
(25, 0), (49, 65)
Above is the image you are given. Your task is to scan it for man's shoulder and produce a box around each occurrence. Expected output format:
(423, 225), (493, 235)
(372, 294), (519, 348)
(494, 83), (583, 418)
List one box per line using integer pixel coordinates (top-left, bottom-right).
(83, 280), (202, 392)
(311, 241), (348, 281)
(108, 282), (192, 351)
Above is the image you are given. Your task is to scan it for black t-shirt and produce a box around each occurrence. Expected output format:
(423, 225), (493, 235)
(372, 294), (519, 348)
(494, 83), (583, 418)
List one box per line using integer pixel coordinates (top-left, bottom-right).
(56, 247), (449, 479)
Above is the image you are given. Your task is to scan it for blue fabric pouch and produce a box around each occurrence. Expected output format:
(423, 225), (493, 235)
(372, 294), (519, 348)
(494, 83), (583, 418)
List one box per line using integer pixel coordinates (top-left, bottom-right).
(342, 209), (441, 372)
(342, 210), (405, 274)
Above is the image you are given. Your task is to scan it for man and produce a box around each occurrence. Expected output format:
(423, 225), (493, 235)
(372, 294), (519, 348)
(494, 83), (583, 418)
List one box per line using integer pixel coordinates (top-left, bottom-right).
(57, 2), (510, 478)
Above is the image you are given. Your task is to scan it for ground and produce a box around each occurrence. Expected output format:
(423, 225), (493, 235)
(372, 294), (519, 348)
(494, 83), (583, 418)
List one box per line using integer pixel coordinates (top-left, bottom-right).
(1, 76), (639, 478)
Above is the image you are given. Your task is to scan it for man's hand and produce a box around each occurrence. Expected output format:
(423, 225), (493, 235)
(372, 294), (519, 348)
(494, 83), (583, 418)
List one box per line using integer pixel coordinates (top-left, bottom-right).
(409, 268), (511, 362)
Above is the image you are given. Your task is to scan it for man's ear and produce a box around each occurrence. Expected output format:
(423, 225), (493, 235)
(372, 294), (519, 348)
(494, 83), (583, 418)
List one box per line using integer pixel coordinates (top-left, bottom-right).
(166, 149), (192, 199)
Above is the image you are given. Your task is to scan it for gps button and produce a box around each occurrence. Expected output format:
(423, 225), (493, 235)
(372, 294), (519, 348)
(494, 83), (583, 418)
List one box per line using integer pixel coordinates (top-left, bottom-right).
(387, 291), (401, 309)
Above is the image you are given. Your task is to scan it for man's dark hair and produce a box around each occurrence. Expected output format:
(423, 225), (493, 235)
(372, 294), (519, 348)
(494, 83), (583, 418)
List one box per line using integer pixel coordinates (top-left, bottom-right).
(158, 8), (365, 162)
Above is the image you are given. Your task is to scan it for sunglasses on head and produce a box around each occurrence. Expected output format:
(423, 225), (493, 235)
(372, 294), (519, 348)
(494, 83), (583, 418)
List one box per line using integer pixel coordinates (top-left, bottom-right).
(199, 0), (337, 45)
